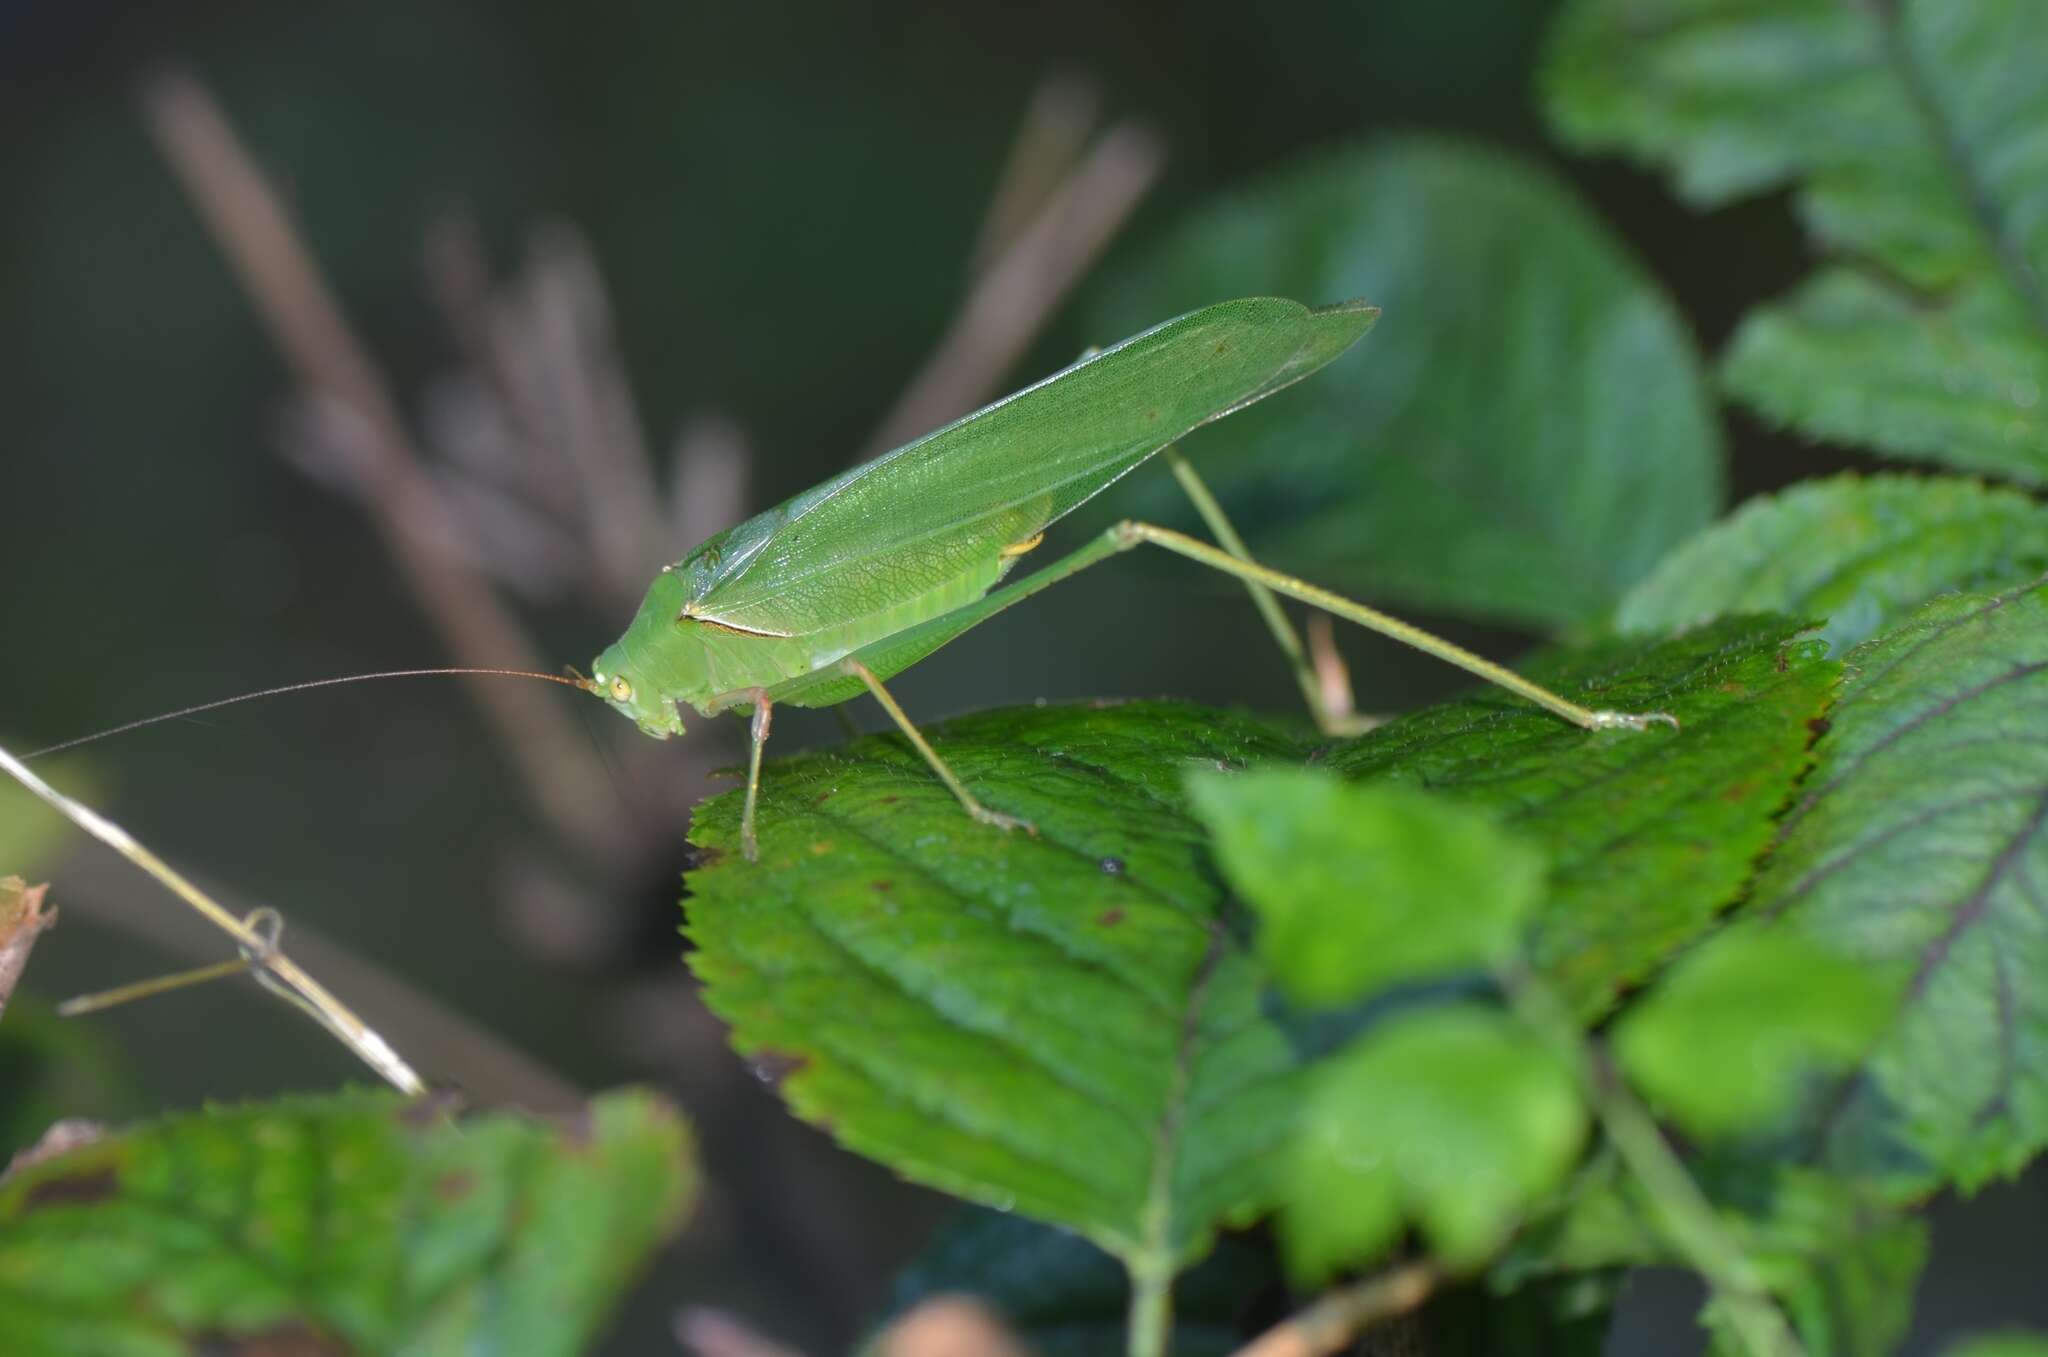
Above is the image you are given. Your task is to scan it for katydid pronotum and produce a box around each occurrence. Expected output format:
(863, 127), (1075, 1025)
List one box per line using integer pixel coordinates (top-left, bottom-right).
(584, 296), (1675, 861)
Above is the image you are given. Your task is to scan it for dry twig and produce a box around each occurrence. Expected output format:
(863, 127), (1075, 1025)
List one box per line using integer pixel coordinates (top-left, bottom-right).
(0, 741), (423, 1094)
(48, 846), (584, 1113)
(857, 94), (1164, 461)
(141, 70), (624, 867)
(674, 1306), (809, 1357)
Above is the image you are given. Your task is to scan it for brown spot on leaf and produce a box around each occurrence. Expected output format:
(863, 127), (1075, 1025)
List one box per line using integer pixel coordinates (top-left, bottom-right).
(810, 840), (835, 856)
(1775, 650), (1790, 673)
(432, 1171), (475, 1204)
(813, 790), (834, 806)
(1721, 779), (1758, 803)
(1807, 716), (1833, 737)
(871, 880), (894, 893)
(879, 795), (899, 805)
(20, 1164), (119, 1210)
(1098, 907), (1127, 927)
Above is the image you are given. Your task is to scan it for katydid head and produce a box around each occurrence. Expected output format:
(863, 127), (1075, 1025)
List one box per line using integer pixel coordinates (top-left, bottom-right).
(589, 643), (687, 740)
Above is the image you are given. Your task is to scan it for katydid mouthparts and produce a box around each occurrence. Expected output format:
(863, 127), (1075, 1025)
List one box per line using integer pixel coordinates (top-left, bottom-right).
(585, 296), (1676, 861)
(31, 298), (1674, 865)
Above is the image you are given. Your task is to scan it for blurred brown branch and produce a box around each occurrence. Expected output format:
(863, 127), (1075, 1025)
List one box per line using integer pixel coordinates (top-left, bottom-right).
(878, 1297), (1037, 1357)
(141, 69), (632, 869)
(1228, 1262), (1439, 1357)
(857, 80), (1164, 461)
(674, 1307), (810, 1357)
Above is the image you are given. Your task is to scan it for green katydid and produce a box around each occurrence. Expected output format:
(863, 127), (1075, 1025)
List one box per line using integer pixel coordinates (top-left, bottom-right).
(585, 295), (1675, 860)
(7, 294), (1672, 1080)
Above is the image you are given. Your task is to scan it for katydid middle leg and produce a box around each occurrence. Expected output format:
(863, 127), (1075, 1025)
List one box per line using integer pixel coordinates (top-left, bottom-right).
(841, 658), (1036, 836)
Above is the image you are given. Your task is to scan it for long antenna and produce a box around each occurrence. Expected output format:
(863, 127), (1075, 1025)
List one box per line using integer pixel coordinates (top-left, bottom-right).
(27, 667), (595, 760)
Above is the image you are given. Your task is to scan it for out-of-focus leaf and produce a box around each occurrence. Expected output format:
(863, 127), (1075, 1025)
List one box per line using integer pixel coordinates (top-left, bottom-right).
(0, 1088), (694, 1357)
(1614, 926), (1892, 1140)
(1617, 474), (2048, 653)
(1422, 1272), (1621, 1357)
(877, 1209), (1279, 1357)
(1088, 136), (1721, 629)
(1280, 1004), (1584, 1282)
(1508, 1158), (1925, 1357)
(1324, 616), (1839, 1017)
(1749, 580), (2048, 1194)
(687, 703), (1310, 1281)
(1545, 0), (2048, 483)
(1186, 769), (1544, 1007)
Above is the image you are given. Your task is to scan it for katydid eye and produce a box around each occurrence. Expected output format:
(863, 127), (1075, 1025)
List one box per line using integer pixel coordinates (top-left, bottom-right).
(611, 676), (634, 702)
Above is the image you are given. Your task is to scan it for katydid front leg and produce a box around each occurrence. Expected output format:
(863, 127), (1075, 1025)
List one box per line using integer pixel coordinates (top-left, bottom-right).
(741, 689), (773, 862)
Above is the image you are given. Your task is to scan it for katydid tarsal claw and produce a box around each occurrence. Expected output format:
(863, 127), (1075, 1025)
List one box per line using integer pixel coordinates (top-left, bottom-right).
(587, 296), (1677, 861)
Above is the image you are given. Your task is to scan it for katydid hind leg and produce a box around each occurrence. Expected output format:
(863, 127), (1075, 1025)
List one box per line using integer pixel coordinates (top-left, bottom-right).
(840, 659), (1034, 836)
(1107, 520), (1680, 733)
(1159, 445), (1368, 736)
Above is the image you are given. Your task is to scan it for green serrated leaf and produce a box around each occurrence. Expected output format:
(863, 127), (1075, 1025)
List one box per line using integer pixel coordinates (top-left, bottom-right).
(0, 1089), (694, 1357)
(1614, 926), (1892, 1141)
(1723, 271), (2048, 487)
(1187, 769), (1545, 1007)
(1324, 616), (1839, 1017)
(1749, 579), (2048, 1195)
(1617, 474), (2048, 653)
(1544, 0), (2048, 482)
(687, 702), (1309, 1280)
(877, 1209), (1278, 1357)
(1088, 135), (1721, 629)
(686, 625), (1832, 1282)
(1281, 1004), (1584, 1282)
(1508, 1158), (1925, 1357)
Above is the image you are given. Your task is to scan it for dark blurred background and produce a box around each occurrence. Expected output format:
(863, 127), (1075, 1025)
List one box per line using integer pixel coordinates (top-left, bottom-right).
(1, 1), (2038, 1352)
